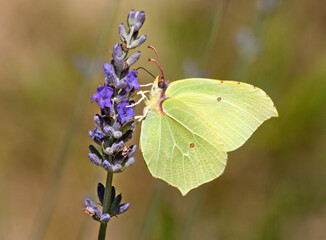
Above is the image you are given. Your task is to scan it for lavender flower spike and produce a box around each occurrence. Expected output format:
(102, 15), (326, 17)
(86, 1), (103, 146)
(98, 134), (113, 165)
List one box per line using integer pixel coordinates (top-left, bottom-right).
(84, 10), (146, 240)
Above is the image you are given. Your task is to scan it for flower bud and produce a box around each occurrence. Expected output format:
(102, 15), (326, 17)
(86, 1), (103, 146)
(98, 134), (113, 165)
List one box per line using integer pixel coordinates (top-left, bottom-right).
(103, 125), (114, 136)
(127, 10), (136, 27)
(119, 23), (128, 42)
(128, 35), (147, 49)
(112, 120), (122, 131)
(124, 157), (135, 168)
(88, 153), (102, 166)
(117, 78), (128, 89)
(94, 114), (105, 128)
(113, 131), (122, 139)
(134, 11), (145, 31)
(112, 141), (124, 152)
(100, 214), (111, 223)
(112, 164), (123, 173)
(112, 43), (125, 71)
(84, 199), (102, 220)
(105, 147), (114, 155)
(126, 51), (141, 67)
(104, 63), (118, 87)
(102, 160), (113, 171)
(112, 203), (130, 215)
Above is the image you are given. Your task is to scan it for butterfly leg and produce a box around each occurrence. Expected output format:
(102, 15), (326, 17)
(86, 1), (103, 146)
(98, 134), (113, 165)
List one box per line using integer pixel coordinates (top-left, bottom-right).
(134, 108), (148, 122)
(127, 90), (149, 108)
(139, 83), (154, 87)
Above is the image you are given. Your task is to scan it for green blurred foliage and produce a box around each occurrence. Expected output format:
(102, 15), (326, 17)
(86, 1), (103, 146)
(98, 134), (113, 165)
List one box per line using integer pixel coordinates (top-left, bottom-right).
(1, 0), (326, 239)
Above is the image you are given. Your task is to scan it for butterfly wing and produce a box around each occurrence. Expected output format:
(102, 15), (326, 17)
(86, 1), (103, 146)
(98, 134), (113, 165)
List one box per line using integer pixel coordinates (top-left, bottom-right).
(163, 78), (278, 152)
(140, 109), (227, 196)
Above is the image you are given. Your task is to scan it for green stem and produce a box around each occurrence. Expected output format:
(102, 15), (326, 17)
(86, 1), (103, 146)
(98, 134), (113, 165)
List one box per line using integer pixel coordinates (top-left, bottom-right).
(98, 171), (114, 240)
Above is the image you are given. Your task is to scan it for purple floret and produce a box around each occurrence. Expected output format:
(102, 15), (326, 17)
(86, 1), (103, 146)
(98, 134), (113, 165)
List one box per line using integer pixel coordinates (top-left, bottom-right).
(91, 85), (114, 109)
(117, 98), (135, 123)
(126, 70), (140, 91)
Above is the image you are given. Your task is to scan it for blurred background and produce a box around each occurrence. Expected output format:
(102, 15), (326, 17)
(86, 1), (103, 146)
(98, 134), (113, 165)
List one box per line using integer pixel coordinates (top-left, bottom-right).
(1, 0), (326, 239)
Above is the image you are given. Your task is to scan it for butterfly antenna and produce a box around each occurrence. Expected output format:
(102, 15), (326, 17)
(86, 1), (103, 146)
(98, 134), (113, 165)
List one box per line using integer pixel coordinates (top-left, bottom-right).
(135, 67), (156, 79)
(147, 45), (165, 80)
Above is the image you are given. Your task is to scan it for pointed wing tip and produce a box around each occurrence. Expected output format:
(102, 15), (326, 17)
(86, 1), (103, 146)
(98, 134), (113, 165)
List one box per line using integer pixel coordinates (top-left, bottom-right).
(179, 188), (191, 197)
(272, 105), (279, 118)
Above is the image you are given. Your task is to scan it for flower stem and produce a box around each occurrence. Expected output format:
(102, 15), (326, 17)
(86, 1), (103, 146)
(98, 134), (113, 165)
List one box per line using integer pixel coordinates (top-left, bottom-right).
(98, 171), (113, 240)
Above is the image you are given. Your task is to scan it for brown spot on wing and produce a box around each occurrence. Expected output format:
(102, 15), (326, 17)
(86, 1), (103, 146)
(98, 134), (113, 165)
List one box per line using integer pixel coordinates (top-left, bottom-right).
(189, 143), (195, 148)
(217, 97), (222, 101)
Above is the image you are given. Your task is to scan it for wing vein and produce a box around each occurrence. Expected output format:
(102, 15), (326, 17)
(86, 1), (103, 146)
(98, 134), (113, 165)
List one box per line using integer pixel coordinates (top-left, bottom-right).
(166, 118), (200, 187)
(165, 112), (226, 166)
(155, 115), (162, 174)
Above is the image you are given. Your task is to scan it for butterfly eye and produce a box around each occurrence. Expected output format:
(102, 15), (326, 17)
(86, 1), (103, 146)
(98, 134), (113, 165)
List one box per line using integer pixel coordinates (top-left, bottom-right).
(158, 81), (165, 88)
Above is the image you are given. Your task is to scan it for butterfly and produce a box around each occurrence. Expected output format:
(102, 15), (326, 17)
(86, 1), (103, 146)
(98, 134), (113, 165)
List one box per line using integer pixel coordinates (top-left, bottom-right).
(137, 46), (278, 196)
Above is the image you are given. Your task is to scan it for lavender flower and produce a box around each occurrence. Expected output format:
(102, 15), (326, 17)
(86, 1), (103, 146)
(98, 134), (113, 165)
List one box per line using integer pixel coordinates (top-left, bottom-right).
(91, 86), (114, 109)
(117, 99), (135, 123)
(89, 127), (106, 145)
(126, 70), (140, 91)
(84, 10), (146, 239)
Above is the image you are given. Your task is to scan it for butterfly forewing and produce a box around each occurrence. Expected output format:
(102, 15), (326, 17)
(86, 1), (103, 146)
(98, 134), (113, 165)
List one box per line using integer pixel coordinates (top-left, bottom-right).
(164, 78), (278, 152)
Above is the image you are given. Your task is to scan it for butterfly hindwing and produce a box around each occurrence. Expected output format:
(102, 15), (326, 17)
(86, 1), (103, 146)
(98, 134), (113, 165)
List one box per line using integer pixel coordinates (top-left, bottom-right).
(140, 109), (227, 195)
